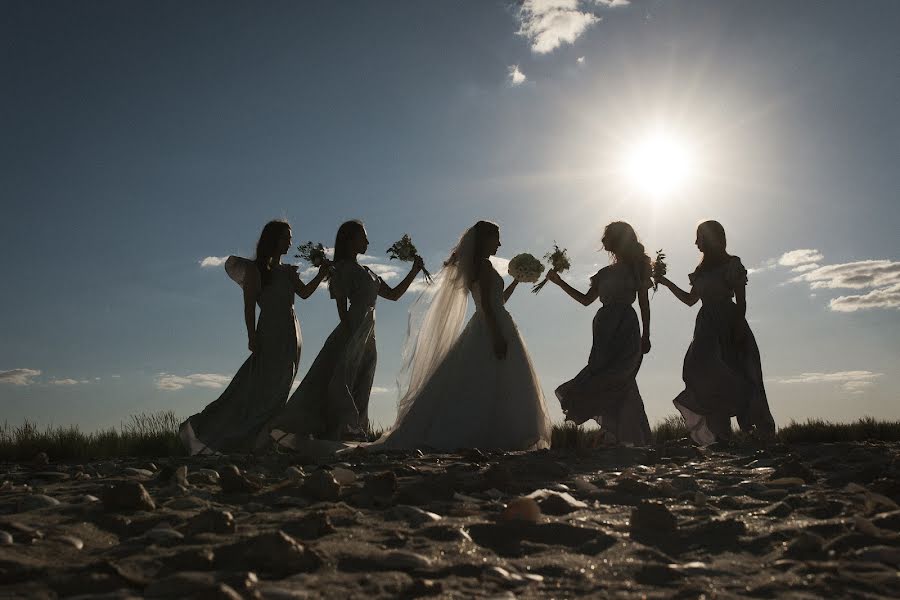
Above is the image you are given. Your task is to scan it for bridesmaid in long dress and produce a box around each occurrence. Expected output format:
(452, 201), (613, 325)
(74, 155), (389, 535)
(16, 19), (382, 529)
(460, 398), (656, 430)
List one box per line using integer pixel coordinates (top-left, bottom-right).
(547, 221), (653, 446)
(263, 220), (423, 445)
(657, 220), (776, 445)
(179, 220), (329, 455)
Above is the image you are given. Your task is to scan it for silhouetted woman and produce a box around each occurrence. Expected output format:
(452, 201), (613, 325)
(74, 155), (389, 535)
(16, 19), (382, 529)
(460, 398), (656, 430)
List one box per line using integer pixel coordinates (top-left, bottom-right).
(547, 221), (653, 446)
(371, 220), (551, 451)
(179, 220), (330, 454)
(657, 220), (776, 445)
(263, 220), (423, 445)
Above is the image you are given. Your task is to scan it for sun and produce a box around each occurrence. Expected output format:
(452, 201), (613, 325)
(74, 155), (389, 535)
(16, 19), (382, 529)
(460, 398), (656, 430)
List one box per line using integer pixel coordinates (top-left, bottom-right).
(623, 133), (694, 198)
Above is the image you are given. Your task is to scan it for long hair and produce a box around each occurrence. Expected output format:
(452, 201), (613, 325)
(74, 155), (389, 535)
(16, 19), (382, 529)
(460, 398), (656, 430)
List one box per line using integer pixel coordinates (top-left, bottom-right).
(333, 220), (365, 263)
(696, 220), (728, 271)
(253, 220), (290, 288)
(603, 221), (650, 287)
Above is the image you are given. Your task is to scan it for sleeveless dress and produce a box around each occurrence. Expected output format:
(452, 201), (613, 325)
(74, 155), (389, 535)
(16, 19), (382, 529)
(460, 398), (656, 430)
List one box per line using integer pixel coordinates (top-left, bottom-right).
(554, 263), (653, 446)
(179, 260), (300, 455)
(373, 264), (552, 451)
(673, 256), (776, 445)
(263, 260), (382, 444)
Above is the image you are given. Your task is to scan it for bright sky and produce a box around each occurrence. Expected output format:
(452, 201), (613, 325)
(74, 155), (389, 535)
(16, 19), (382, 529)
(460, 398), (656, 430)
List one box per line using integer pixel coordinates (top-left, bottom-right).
(2, 0), (898, 432)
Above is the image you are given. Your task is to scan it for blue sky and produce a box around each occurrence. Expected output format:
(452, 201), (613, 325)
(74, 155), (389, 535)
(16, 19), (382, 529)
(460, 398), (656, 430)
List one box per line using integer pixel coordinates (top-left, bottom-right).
(2, 0), (898, 432)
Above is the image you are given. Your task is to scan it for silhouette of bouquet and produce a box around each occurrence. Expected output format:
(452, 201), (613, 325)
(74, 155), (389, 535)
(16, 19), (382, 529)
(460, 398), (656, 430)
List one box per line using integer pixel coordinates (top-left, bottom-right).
(387, 234), (432, 284)
(651, 249), (667, 292)
(532, 242), (571, 293)
(508, 253), (545, 283)
(295, 241), (332, 278)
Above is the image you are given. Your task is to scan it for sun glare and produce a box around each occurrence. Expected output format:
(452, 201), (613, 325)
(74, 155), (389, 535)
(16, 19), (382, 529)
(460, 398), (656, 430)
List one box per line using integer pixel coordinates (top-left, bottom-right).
(623, 134), (694, 198)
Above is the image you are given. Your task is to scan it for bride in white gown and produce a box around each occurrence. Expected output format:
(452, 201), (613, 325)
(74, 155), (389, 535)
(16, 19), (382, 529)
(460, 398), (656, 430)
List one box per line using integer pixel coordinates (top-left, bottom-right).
(372, 221), (552, 451)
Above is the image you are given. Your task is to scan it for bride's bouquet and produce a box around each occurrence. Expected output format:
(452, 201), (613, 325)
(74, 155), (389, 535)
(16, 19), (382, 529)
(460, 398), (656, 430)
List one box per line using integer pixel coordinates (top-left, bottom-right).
(508, 253), (545, 283)
(387, 234), (433, 284)
(532, 242), (571, 293)
(651, 249), (667, 292)
(295, 241), (332, 279)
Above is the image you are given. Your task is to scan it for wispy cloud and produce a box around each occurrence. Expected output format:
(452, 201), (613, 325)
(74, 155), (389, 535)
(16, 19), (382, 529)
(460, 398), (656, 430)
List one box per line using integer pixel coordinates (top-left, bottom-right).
(199, 256), (229, 268)
(596, 0), (630, 7)
(829, 283), (900, 313)
(778, 249), (824, 267)
(791, 259), (900, 291)
(508, 65), (527, 86)
(490, 255), (511, 274)
(516, 0), (600, 55)
(50, 378), (89, 386)
(576, 56), (585, 64)
(0, 368), (41, 386)
(155, 373), (231, 391)
(371, 385), (391, 395)
(769, 370), (882, 394)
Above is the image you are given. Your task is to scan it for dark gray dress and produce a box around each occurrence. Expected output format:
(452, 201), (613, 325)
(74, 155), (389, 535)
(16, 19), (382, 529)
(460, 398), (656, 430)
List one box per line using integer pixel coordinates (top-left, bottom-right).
(264, 260), (382, 444)
(179, 258), (300, 454)
(673, 256), (776, 445)
(554, 264), (652, 446)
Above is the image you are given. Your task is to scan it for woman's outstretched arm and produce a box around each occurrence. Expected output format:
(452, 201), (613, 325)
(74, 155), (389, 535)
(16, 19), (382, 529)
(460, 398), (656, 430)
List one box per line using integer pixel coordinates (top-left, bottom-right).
(548, 270), (599, 306)
(503, 279), (518, 304)
(378, 256), (424, 301)
(658, 276), (699, 307)
(293, 263), (331, 299)
(638, 284), (651, 354)
(243, 267), (261, 352)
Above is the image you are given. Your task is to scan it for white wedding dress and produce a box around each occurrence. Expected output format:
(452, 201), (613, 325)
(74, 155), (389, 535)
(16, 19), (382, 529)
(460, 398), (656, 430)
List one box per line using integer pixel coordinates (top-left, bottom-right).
(373, 260), (552, 451)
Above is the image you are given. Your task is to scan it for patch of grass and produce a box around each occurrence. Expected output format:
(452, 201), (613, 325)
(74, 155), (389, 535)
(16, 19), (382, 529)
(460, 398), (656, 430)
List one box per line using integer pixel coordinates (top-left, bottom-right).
(0, 410), (185, 462)
(778, 417), (900, 443)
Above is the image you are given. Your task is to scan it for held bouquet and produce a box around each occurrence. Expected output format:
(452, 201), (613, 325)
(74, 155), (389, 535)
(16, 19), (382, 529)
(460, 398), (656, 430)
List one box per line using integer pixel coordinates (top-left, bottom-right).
(651, 249), (667, 292)
(532, 242), (571, 293)
(386, 234), (433, 284)
(295, 241), (332, 279)
(507, 253), (545, 283)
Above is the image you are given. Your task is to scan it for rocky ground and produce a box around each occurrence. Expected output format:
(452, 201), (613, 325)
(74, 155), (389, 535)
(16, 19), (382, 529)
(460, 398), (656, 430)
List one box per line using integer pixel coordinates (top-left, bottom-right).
(1, 439), (899, 599)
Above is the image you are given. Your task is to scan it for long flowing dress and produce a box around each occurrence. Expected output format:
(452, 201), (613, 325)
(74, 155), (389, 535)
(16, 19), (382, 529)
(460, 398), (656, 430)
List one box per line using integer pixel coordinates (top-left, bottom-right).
(373, 265), (552, 451)
(265, 260), (382, 445)
(673, 256), (776, 445)
(554, 264), (653, 446)
(179, 258), (300, 455)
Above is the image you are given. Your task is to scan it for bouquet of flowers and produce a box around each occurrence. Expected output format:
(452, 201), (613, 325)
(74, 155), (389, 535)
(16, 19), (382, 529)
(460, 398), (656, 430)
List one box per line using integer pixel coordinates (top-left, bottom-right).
(386, 234), (433, 284)
(532, 242), (571, 293)
(295, 241), (332, 280)
(651, 249), (667, 292)
(508, 253), (545, 283)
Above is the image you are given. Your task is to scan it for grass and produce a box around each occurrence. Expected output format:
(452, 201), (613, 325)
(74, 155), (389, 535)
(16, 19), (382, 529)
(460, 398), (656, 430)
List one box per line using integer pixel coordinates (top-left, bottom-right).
(2, 411), (900, 461)
(0, 410), (184, 463)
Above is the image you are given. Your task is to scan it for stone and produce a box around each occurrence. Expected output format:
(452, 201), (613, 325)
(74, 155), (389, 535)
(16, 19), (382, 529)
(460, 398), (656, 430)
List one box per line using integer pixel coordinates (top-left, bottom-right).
(766, 477), (806, 488)
(216, 531), (323, 575)
(770, 458), (815, 483)
(122, 467), (154, 478)
(364, 471), (397, 498)
(186, 509), (236, 535)
(389, 505), (443, 526)
(284, 466), (306, 484)
(331, 467), (357, 485)
(18, 493), (61, 511)
(30, 471), (69, 482)
(303, 470), (341, 501)
(102, 480), (155, 511)
(52, 534), (84, 550)
(174, 465), (189, 487)
(853, 545), (900, 567)
(526, 489), (588, 515)
(500, 497), (541, 523)
(282, 511), (336, 539)
(143, 527), (185, 545)
(165, 496), (209, 510)
(764, 501), (794, 518)
(630, 501), (677, 537)
(0, 530), (13, 545)
(377, 550), (433, 571)
(783, 532), (826, 560)
(164, 547), (217, 571)
(219, 465), (261, 494)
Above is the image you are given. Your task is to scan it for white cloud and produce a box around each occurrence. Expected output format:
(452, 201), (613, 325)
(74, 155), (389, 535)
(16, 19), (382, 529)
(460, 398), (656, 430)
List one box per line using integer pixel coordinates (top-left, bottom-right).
(517, 0), (600, 55)
(829, 283), (900, 312)
(156, 373), (232, 391)
(791, 259), (900, 291)
(508, 65), (527, 86)
(490, 255), (511, 274)
(596, 0), (630, 6)
(576, 56), (585, 64)
(0, 368), (41, 386)
(371, 386), (391, 395)
(200, 256), (229, 268)
(50, 378), (86, 386)
(769, 370), (882, 394)
(791, 262), (820, 273)
(366, 263), (402, 281)
(778, 249), (824, 267)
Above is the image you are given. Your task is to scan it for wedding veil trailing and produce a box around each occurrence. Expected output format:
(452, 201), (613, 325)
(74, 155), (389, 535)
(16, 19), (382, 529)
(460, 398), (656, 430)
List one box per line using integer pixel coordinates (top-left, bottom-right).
(392, 224), (479, 424)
